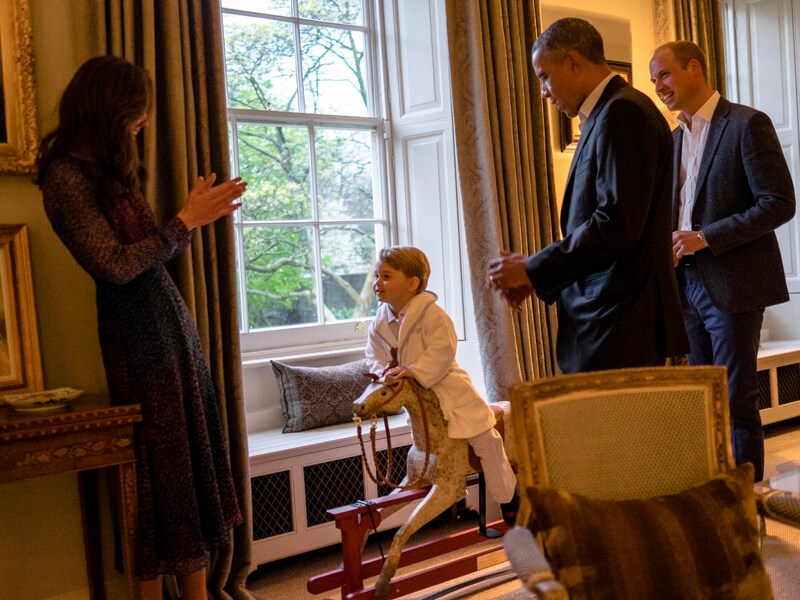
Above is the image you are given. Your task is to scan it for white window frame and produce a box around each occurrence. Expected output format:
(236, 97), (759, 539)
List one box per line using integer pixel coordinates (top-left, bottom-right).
(223, 0), (469, 364)
(222, 1), (397, 360)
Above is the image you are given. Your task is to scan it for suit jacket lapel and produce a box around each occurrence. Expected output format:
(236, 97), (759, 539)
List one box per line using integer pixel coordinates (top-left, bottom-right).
(672, 128), (682, 228)
(562, 75), (627, 229)
(693, 98), (730, 207)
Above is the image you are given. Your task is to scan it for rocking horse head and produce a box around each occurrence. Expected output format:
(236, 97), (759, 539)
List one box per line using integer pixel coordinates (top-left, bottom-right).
(353, 373), (413, 418)
(353, 374), (447, 424)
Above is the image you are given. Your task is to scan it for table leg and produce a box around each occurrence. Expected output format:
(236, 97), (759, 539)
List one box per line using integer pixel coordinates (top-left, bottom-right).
(78, 470), (106, 600)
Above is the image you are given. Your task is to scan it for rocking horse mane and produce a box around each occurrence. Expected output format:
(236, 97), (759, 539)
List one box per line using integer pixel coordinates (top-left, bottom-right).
(357, 375), (444, 420)
(400, 377), (441, 411)
(354, 375), (450, 455)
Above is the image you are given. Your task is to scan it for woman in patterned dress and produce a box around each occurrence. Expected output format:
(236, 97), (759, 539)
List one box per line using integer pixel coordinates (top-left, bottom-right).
(36, 55), (246, 600)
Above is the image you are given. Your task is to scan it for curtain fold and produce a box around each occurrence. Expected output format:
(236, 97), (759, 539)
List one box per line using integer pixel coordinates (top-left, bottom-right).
(91, 1), (255, 598)
(673, 0), (726, 94)
(445, 0), (559, 401)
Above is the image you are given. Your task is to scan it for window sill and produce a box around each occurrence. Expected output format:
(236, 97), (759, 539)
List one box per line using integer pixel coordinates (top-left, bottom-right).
(241, 342), (367, 369)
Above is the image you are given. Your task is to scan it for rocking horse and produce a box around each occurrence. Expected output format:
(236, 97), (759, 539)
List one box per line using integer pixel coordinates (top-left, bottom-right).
(307, 376), (515, 599)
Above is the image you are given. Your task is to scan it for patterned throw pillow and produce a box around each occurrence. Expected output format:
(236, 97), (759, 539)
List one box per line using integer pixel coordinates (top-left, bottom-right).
(525, 462), (773, 600)
(272, 359), (372, 433)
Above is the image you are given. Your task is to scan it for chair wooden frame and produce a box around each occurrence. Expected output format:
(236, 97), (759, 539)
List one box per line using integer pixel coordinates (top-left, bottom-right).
(510, 366), (734, 530)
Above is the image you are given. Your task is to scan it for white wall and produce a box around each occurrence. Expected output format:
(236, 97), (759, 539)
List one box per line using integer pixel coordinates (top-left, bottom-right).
(1, 2), (116, 599)
(541, 0), (665, 204)
(723, 0), (800, 341)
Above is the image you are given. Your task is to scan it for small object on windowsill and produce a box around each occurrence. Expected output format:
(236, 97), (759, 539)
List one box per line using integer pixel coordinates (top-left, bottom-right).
(1, 387), (83, 412)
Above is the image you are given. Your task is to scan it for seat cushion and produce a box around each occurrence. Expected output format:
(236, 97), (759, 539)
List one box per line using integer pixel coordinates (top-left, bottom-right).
(524, 462), (772, 600)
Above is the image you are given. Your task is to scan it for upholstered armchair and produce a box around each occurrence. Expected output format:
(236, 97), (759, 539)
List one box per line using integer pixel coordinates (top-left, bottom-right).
(504, 366), (799, 600)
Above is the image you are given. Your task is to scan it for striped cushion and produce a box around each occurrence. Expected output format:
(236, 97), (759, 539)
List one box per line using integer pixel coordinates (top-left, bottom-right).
(525, 463), (773, 600)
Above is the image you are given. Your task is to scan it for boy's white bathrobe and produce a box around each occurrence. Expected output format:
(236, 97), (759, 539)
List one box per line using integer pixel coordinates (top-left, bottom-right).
(366, 291), (496, 439)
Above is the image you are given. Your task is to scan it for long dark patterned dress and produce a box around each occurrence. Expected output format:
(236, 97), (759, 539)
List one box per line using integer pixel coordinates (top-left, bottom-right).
(42, 156), (242, 579)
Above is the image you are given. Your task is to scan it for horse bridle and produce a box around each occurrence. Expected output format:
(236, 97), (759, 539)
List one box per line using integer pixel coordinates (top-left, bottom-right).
(354, 378), (432, 491)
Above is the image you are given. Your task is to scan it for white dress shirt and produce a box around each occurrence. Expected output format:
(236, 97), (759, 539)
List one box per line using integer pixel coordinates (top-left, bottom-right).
(678, 91), (721, 231)
(578, 72), (616, 129)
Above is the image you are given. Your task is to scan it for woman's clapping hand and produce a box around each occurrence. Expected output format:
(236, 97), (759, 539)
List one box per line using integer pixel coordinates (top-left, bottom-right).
(178, 173), (247, 230)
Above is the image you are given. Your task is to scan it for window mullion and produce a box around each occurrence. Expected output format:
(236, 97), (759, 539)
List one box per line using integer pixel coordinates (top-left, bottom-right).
(294, 14), (305, 114)
(228, 112), (250, 333)
(307, 122), (325, 325)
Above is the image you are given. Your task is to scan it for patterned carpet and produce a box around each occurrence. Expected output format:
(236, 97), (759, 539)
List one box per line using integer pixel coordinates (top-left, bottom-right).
(763, 518), (800, 600)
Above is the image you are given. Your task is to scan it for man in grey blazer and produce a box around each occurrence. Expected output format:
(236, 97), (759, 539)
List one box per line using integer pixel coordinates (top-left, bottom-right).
(649, 41), (796, 482)
(488, 18), (687, 373)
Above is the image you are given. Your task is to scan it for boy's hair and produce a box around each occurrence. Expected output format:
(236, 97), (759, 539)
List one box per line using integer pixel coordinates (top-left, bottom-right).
(378, 246), (430, 293)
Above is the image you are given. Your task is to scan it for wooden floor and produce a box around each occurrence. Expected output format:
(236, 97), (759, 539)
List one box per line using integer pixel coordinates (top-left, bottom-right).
(763, 415), (800, 479)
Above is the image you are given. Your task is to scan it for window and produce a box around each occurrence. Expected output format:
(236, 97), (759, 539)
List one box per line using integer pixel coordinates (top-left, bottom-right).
(221, 0), (389, 355)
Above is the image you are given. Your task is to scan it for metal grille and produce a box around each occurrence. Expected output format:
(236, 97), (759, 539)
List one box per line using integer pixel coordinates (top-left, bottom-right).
(304, 456), (364, 527)
(758, 370), (772, 410)
(251, 470), (293, 540)
(375, 444), (411, 496)
(777, 364), (800, 405)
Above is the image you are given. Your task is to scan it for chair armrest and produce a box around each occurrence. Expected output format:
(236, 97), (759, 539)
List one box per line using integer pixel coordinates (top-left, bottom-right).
(757, 489), (800, 529)
(504, 526), (568, 600)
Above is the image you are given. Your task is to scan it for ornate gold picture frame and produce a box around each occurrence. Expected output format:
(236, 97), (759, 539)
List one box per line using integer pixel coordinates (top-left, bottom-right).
(0, 224), (43, 394)
(560, 60), (632, 152)
(0, 0), (38, 173)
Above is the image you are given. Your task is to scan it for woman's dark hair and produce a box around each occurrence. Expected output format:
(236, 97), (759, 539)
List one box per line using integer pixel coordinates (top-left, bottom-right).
(35, 55), (153, 191)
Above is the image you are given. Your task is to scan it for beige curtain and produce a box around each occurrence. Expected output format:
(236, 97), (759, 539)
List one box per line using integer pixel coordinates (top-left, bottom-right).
(445, 0), (559, 401)
(77, 1), (255, 598)
(673, 0), (726, 94)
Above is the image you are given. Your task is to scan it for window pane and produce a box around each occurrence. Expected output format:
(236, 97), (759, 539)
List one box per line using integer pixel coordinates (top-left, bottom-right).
(320, 224), (378, 322)
(223, 0), (388, 344)
(316, 128), (377, 220)
(224, 14), (298, 112)
(222, 0), (291, 17)
(238, 122), (311, 221)
(299, 0), (363, 25)
(301, 25), (368, 116)
(243, 226), (318, 328)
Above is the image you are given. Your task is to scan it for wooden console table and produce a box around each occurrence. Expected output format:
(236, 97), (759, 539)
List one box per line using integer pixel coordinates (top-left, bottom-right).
(0, 395), (141, 600)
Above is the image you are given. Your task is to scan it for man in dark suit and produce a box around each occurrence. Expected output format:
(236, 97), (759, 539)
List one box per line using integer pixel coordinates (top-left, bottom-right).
(649, 41), (795, 482)
(488, 18), (687, 374)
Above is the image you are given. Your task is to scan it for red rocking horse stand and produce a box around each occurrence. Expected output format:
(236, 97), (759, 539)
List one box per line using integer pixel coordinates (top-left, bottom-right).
(307, 378), (515, 599)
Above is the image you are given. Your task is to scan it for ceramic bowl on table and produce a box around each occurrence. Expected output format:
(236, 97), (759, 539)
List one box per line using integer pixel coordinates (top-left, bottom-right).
(1, 387), (83, 412)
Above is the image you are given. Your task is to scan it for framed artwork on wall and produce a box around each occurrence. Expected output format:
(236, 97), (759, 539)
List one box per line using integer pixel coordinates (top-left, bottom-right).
(0, 224), (43, 395)
(560, 60), (633, 152)
(0, 0), (38, 173)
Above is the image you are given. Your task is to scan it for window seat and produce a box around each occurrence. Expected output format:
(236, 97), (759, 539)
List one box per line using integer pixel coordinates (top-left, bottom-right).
(248, 412), (410, 465)
(757, 340), (800, 425)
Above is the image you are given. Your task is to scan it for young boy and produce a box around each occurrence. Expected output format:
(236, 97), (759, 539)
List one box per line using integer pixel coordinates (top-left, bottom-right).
(366, 246), (518, 523)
